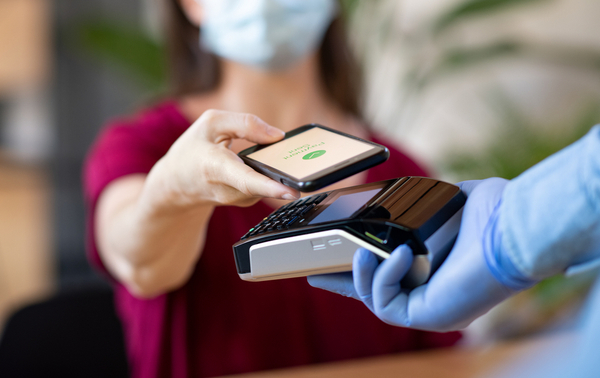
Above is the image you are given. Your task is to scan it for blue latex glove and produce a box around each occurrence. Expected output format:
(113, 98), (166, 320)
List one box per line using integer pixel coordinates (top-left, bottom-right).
(308, 178), (535, 332)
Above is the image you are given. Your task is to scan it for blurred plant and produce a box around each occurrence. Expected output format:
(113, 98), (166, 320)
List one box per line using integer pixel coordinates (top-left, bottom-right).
(413, 0), (600, 180)
(444, 92), (600, 180)
(68, 18), (167, 92)
(350, 0), (600, 339)
(433, 0), (546, 34)
(340, 0), (361, 16)
(424, 0), (600, 90)
(350, 0), (600, 134)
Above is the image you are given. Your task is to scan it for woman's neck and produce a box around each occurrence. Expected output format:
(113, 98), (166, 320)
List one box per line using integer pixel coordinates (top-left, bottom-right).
(216, 54), (348, 132)
(178, 53), (365, 138)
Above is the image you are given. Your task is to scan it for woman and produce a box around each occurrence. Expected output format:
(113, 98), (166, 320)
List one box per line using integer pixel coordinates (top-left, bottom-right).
(84, 0), (460, 377)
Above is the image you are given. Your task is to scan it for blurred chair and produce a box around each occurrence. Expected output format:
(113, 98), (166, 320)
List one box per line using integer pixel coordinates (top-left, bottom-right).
(0, 287), (128, 378)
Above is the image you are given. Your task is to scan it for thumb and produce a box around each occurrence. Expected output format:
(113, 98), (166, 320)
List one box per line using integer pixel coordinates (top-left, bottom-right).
(457, 180), (484, 197)
(353, 248), (380, 312)
(372, 245), (414, 326)
(196, 109), (285, 145)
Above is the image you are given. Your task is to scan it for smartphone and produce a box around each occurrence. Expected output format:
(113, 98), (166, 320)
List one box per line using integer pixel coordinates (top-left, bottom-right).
(238, 124), (389, 192)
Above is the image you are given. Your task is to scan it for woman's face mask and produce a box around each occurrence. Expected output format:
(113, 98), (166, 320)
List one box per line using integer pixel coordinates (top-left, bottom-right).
(198, 0), (338, 71)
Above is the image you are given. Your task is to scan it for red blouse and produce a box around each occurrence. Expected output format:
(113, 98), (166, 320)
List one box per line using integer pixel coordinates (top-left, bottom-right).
(83, 101), (460, 378)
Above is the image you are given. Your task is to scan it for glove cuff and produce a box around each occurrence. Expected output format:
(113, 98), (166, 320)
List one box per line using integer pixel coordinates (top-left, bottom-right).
(483, 199), (538, 291)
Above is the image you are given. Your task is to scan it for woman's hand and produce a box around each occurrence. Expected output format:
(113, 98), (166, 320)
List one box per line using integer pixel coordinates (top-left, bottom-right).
(145, 109), (299, 211)
(97, 110), (299, 298)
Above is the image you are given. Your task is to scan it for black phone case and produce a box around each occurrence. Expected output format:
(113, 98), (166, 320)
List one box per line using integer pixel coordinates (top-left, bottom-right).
(238, 124), (390, 192)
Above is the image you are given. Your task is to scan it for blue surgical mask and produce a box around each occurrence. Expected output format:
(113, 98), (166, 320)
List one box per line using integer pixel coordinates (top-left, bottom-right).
(198, 0), (338, 71)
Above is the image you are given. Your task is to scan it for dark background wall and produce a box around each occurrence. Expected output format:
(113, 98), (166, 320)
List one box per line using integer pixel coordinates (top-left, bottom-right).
(52, 0), (147, 288)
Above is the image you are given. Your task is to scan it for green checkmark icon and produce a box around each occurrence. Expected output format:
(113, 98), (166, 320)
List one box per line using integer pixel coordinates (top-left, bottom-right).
(302, 150), (326, 160)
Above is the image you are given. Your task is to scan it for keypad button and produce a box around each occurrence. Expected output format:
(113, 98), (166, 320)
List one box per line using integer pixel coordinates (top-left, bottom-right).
(290, 207), (304, 217)
(315, 193), (328, 203)
(296, 197), (311, 206)
(241, 193), (330, 239)
(285, 216), (299, 227)
(299, 204), (314, 215)
(304, 194), (319, 205)
(280, 201), (295, 211)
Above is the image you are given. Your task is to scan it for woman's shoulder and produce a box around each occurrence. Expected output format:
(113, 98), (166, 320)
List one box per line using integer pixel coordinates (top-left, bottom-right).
(84, 100), (194, 198)
(89, 98), (202, 164)
(100, 91), (221, 141)
(103, 99), (191, 135)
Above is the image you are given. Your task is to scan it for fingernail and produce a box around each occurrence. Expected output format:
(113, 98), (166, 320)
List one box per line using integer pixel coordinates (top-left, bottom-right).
(268, 127), (285, 137)
(282, 193), (298, 201)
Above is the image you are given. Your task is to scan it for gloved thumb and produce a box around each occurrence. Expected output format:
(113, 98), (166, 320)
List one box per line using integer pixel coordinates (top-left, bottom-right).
(354, 246), (414, 316)
(457, 180), (483, 197)
(370, 245), (414, 326)
(307, 272), (357, 299)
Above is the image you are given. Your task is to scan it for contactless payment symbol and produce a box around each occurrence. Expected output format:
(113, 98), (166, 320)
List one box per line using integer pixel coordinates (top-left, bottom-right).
(302, 150), (326, 160)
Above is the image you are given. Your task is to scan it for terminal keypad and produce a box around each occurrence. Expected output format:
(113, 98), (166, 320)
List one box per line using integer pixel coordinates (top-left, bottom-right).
(241, 193), (328, 240)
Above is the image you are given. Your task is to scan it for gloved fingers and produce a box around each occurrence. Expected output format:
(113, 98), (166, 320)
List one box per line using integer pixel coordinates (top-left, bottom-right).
(307, 272), (358, 300)
(456, 180), (483, 197)
(353, 248), (381, 311)
(371, 245), (414, 327)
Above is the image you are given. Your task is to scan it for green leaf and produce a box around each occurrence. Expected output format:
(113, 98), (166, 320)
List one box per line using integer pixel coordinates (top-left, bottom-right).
(443, 92), (599, 181)
(415, 41), (600, 95)
(438, 41), (521, 70)
(339, 0), (362, 18)
(425, 41), (522, 85)
(71, 19), (167, 90)
(433, 0), (549, 35)
(525, 44), (600, 73)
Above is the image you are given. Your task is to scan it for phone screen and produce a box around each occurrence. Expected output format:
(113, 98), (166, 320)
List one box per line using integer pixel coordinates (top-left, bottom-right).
(246, 127), (377, 180)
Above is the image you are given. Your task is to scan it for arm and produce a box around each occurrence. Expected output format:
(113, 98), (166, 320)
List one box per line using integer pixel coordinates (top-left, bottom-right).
(95, 110), (299, 298)
(499, 125), (600, 280)
(310, 125), (600, 331)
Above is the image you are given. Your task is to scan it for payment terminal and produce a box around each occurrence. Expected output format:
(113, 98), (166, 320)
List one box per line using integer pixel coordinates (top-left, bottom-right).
(232, 177), (466, 288)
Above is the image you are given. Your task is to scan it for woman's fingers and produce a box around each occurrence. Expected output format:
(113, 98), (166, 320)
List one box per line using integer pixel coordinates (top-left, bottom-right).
(195, 109), (285, 145)
(173, 109), (299, 205)
(217, 159), (299, 201)
(196, 109), (298, 200)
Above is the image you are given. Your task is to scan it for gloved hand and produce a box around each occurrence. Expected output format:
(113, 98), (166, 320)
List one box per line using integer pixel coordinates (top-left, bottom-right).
(308, 178), (536, 332)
